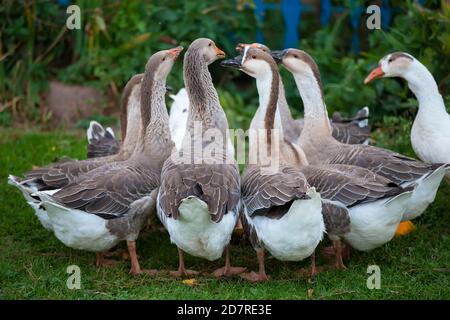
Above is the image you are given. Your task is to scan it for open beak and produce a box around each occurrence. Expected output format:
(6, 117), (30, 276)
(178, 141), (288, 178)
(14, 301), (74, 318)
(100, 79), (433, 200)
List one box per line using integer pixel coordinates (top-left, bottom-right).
(220, 55), (243, 68)
(270, 50), (286, 64)
(364, 65), (385, 84)
(215, 47), (226, 58)
(168, 46), (184, 59)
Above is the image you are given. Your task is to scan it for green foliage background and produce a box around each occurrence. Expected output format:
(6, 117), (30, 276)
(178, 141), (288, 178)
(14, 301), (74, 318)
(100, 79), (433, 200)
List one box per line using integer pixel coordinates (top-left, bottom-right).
(0, 0), (449, 129)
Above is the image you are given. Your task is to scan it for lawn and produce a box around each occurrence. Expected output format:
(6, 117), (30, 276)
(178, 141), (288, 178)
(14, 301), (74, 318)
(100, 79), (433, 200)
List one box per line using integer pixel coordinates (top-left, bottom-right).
(0, 128), (449, 300)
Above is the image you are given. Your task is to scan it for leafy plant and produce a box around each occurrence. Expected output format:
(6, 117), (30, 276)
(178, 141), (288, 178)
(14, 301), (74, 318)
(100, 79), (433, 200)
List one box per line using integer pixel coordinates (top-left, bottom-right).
(0, 1), (448, 129)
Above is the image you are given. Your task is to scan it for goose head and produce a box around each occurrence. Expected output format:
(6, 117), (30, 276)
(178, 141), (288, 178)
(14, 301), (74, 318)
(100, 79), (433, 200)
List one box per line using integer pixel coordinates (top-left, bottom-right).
(270, 48), (321, 81)
(235, 42), (270, 53)
(187, 38), (225, 65)
(364, 52), (415, 84)
(145, 46), (184, 81)
(221, 46), (276, 79)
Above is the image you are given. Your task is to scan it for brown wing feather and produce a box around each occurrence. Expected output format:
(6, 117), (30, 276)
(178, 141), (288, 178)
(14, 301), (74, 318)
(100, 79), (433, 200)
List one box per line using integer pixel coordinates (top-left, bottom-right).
(300, 164), (411, 208)
(87, 132), (121, 158)
(331, 122), (370, 144)
(52, 164), (159, 219)
(158, 158), (240, 223)
(24, 158), (110, 189)
(328, 144), (437, 185)
(241, 165), (310, 219)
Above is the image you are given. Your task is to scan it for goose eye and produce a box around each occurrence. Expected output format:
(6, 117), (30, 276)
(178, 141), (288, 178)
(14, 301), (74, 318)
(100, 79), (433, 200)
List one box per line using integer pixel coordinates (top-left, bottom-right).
(388, 58), (393, 63)
(162, 57), (166, 61)
(252, 55), (256, 59)
(208, 43), (212, 47)
(293, 55), (298, 58)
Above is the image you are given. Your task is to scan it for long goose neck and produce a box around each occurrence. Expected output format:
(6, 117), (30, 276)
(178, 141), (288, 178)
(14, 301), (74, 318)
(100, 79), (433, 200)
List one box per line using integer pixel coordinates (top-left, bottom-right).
(119, 85), (142, 157)
(184, 51), (228, 135)
(293, 71), (332, 138)
(119, 74), (143, 142)
(404, 62), (446, 118)
(249, 65), (281, 159)
(277, 80), (295, 123)
(137, 70), (173, 158)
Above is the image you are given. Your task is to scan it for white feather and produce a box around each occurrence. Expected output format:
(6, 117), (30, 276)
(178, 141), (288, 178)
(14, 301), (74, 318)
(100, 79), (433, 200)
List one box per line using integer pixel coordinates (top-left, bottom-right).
(158, 194), (239, 261)
(169, 88), (189, 150)
(401, 164), (447, 220)
(8, 175), (58, 231)
(38, 192), (119, 252)
(344, 190), (413, 251)
(248, 188), (324, 261)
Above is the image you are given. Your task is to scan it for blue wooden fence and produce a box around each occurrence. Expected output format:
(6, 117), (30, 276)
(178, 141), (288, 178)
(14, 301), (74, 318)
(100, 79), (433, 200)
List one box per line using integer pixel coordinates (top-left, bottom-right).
(252, 0), (426, 53)
(58, 0), (426, 54)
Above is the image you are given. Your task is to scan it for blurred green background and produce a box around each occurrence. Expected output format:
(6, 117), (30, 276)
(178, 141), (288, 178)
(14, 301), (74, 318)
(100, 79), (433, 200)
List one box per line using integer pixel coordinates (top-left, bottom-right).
(0, 0), (449, 134)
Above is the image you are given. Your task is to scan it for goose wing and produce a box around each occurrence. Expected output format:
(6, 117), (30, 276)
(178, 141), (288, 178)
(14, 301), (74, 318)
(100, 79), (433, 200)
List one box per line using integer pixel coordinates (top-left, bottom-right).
(241, 165), (310, 218)
(329, 144), (440, 185)
(86, 121), (121, 158)
(300, 164), (410, 208)
(24, 158), (110, 190)
(158, 159), (240, 223)
(50, 164), (159, 219)
(331, 122), (370, 145)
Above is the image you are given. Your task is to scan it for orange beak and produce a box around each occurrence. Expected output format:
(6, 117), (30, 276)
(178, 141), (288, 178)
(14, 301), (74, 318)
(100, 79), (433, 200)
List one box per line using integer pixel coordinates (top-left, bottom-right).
(215, 47), (225, 58)
(168, 46), (183, 59)
(364, 65), (385, 84)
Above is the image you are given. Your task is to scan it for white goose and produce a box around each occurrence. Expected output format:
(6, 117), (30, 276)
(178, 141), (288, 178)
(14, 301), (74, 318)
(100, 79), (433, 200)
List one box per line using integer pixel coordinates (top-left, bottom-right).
(272, 48), (447, 224)
(157, 38), (244, 277)
(365, 52), (450, 183)
(35, 47), (182, 272)
(168, 88), (189, 151)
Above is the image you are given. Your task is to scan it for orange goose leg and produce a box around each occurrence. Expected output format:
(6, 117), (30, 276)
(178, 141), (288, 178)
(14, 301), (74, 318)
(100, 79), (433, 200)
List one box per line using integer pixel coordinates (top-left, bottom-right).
(127, 240), (158, 275)
(310, 251), (318, 276)
(212, 245), (246, 277)
(333, 240), (347, 270)
(170, 247), (199, 277)
(95, 252), (120, 268)
(241, 249), (269, 282)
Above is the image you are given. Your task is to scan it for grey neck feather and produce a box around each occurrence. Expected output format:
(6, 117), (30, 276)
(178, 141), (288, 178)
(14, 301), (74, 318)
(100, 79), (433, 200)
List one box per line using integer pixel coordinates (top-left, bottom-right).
(293, 69), (332, 140)
(277, 79), (301, 139)
(183, 50), (228, 134)
(135, 65), (173, 159)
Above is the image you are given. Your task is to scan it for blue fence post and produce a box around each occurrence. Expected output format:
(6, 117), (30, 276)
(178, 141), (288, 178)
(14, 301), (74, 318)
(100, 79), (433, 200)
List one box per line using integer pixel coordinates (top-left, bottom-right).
(349, 0), (362, 54)
(281, 0), (302, 48)
(381, 0), (393, 29)
(320, 0), (332, 26)
(254, 0), (266, 44)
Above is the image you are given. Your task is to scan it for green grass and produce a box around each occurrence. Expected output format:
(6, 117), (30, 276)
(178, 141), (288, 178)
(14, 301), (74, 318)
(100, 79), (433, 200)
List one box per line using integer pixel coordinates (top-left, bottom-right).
(0, 128), (449, 300)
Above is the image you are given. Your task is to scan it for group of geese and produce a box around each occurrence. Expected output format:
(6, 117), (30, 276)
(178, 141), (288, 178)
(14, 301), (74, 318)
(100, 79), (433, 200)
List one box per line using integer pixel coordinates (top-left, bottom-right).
(9, 38), (449, 282)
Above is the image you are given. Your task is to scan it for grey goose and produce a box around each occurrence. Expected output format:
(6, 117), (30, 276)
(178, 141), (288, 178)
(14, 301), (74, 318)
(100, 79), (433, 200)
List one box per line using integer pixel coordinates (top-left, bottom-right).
(157, 38), (244, 277)
(34, 47), (182, 273)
